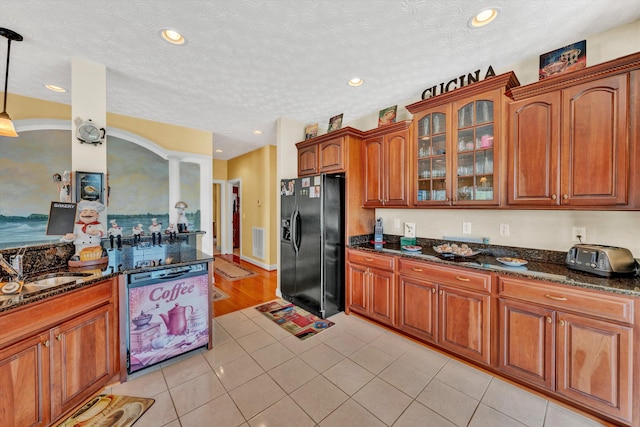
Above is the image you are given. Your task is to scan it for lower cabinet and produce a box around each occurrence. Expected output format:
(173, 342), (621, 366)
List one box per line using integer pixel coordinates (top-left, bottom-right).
(0, 334), (50, 427)
(347, 250), (396, 326)
(0, 279), (119, 427)
(398, 258), (492, 365)
(499, 276), (633, 424)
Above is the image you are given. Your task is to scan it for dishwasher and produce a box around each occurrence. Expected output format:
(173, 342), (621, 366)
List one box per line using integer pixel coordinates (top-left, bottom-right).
(126, 262), (209, 374)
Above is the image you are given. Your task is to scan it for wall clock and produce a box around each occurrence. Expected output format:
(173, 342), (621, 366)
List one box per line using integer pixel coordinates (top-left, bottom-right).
(76, 119), (106, 145)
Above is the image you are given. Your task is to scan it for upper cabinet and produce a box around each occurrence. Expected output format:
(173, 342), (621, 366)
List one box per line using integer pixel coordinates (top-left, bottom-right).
(362, 121), (412, 207)
(296, 127), (365, 177)
(407, 72), (519, 207)
(508, 52), (640, 209)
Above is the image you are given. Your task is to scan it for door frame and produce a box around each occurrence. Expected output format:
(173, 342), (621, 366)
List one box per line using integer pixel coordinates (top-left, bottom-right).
(212, 179), (226, 253)
(226, 178), (241, 255)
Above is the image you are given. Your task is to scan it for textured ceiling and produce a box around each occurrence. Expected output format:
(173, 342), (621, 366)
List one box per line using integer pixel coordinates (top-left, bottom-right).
(2, 1), (640, 160)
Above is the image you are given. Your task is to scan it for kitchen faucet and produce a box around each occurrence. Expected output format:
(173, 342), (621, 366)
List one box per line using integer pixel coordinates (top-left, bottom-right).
(0, 247), (25, 282)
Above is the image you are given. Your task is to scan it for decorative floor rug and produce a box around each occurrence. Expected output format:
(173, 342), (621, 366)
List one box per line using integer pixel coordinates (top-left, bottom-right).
(59, 394), (154, 427)
(212, 286), (230, 302)
(255, 299), (334, 340)
(214, 257), (258, 281)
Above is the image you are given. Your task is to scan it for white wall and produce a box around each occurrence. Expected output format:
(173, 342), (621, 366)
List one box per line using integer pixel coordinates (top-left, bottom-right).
(276, 19), (640, 257)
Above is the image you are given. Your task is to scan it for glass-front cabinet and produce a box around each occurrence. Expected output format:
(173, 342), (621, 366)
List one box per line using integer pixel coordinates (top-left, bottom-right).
(453, 97), (495, 204)
(416, 108), (449, 204)
(408, 72), (519, 207)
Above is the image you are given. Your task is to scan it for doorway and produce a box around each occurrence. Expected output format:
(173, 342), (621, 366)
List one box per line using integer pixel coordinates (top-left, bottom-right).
(226, 179), (241, 256)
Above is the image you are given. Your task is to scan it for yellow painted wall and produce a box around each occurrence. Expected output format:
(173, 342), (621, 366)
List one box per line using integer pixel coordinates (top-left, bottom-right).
(213, 159), (227, 180)
(6, 93), (71, 120)
(7, 93), (212, 157)
(227, 145), (277, 266)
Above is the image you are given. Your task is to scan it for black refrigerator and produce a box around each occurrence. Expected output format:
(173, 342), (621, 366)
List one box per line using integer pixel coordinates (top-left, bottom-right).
(280, 173), (345, 319)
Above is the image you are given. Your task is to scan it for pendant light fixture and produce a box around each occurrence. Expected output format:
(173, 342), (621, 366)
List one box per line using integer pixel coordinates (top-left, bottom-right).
(0, 28), (23, 137)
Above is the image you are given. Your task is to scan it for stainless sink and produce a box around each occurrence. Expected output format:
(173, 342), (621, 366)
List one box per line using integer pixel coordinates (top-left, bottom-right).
(23, 272), (93, 291)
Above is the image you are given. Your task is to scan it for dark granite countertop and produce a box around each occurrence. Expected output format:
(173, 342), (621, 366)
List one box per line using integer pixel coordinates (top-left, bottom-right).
(350, 240), (640, 297)
(0, 249), (213, 313)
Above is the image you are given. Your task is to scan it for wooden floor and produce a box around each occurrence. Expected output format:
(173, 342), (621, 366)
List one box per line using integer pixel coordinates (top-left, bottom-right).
(212, 253), (278, 317)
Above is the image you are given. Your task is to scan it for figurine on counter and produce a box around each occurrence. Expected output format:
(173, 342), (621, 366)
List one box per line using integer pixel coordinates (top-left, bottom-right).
(149, 218), (162, 245)
(165, 223), (177, 240)
(132, 223), (144, 243)
(60, 200), (107, 265)
(107, 219), (123, 250)
(57, 170), (71, 203)
(175, 201), (189, 233)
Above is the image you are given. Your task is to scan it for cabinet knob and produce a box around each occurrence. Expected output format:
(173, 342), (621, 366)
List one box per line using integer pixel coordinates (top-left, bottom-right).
(364, 257), (373, 262)
(455, 276), (471, 282)
(551, 194), (557, 200)
(544, 293), (568, 301)
(56, 334), (63, 341)
(412, 267), (423, 272)
(439, 290), (443, 295)
(546, 316), (552, 323)
(432, 288), (436, 293)
(562, 194), (568, 200)
(559, 319), (565, 326)
(43, 340), (50, 347)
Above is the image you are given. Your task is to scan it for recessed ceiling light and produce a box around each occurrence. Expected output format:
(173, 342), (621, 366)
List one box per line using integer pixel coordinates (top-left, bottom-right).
(161, 29), (185, 45)
(44, 84), (67, 93)
(348, 78), (364, 87)
(469, 8), (500, 28)
(253, 130), (263, 135)
(215, 149), (223, 153)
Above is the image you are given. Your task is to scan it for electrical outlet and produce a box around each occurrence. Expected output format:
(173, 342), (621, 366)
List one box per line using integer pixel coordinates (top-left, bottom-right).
(462, 222), (472, 234)
(499, 224), (510, 236)
(572, 226), (586, 242)
(393, 218), (401, 229)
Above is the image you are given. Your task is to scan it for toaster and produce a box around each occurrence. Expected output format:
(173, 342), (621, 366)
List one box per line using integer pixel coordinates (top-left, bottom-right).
(566, 244), (638, 277)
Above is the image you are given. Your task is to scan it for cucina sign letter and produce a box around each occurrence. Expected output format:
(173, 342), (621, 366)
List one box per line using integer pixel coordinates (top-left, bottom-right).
(421, 66), (496, 100)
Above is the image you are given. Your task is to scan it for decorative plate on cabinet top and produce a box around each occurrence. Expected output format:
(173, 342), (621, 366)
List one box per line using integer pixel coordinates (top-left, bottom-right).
(496, 257), (528, 267)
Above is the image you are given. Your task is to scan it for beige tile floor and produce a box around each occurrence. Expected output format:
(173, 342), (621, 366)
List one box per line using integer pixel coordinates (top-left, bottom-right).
(106, 303), (607, 427)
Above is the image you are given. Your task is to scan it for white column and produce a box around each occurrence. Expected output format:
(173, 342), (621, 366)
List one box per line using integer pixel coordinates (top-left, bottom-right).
(71, 58), (107, 222)
(168, 156), (181, 227)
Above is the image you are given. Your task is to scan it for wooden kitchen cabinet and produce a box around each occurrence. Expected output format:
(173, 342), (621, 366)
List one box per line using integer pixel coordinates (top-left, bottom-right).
(508, 73), (629, 207)
(346, 249), (396, 326)
(498, 276), (633, 424)
(0, 278), (119, 427)
(397, 258), (492, 365)
(50, 304), (113, 420)
(407, 72), (519, 207)
(362, 121), (411, 207)
(0, 334), (50, 427)
(296, 127), (366, 177)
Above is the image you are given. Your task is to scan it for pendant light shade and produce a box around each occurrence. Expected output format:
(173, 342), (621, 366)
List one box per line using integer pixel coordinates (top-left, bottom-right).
(0, 28), (23, 138)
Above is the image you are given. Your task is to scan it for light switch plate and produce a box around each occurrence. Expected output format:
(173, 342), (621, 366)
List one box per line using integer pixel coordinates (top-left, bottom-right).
(404, 222), (416, 238)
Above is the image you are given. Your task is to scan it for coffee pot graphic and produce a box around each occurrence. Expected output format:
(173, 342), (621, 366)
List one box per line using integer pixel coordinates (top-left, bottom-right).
(159, 303), (193, 336)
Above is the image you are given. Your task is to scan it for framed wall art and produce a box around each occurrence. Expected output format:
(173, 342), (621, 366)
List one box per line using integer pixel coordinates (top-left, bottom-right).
(75, 171), (104, 203)
(304, 123), (318, 140)
(328, 114), (343, 132)
(378, 105), (397, 126)
(539, 40), (586, 80)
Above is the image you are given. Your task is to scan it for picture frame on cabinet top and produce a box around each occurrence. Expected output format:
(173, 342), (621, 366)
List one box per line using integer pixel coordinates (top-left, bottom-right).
(539, 40), (586, 80)
(304, 123), (318, 140)
(328, 114), (343, 132)
(378, 105), (397, 126)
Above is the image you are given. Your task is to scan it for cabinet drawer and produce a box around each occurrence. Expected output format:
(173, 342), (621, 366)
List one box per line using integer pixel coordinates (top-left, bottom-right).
(498, 276), (633, 324)
(348, 250), (395, 271)
(399, 258), (491, 293)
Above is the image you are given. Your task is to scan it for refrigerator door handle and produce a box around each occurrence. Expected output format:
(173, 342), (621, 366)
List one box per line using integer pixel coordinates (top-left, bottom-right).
(291, 207), (300, 256)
